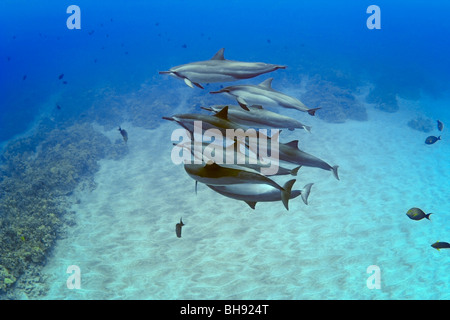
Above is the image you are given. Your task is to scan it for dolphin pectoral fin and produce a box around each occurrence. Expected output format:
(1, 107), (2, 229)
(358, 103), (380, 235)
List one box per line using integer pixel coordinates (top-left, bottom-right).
(159, 71), (172, 75)
(182, 77), (204, 89)
(237, 97), (250, 111)
(162, 116), (174, 121)
(245, 201), (257, 209)
(300, 183), (313, 205)
(281, 179), (295, 210)
(290, 166), (302, 176)
(331, 165), (339, 180)
(184, 78), (195, 88)
(200, 106), (214, 112)
(195, 181), (198, 195)
(307, 108), (321, 116)
(193, 82), (204, 89)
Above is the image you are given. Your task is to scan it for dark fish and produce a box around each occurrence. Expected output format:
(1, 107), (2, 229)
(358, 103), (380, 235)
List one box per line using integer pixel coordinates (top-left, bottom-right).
(88, 30), (95, 36)
(58, 73), (64, 80)
(23, 75), (27, 80)
(425, 136), (440, 145)
(62, 81), (68, 85)
(176, 218), (185, 238)
(431, 241), (450, 251)
(406, 207), (432, 221)
(118, 126), (128, 143)
(437, 120), (444, 132)
(182, 44), (187, 49)
(56, 105), (61, 110)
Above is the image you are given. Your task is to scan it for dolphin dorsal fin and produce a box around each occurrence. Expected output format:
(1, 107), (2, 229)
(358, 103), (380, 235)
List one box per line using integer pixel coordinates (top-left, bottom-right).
(259, 78), (274, 90)
(205, 161), (221, 170)
(285, 140), (299, 149)
(211, 48), (225, 60)
(213, 106), (229, 120)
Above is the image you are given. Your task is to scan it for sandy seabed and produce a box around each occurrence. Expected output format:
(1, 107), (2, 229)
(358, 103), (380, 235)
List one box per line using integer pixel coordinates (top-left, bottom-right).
(39, 95), (450, 300)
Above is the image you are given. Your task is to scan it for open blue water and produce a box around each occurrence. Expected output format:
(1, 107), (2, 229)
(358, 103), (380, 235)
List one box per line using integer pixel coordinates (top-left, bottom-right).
(1, 0), (449, 300)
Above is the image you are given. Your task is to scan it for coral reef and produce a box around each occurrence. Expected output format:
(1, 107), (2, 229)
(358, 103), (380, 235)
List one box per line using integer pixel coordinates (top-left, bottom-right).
(0, 122), (127, 297)
(301, 76), (367, 123)
(407, 117), (434, 133)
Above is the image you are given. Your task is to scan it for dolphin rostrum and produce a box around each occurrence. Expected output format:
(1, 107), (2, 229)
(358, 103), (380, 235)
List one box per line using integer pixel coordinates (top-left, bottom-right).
(184, 161), (293, 209)
(207, 181), (313, 210)
(202, 104), (311, 132)
(210, 78), (320, 115)
(162, 106), (242, 136)
(159, 48), (286, 89)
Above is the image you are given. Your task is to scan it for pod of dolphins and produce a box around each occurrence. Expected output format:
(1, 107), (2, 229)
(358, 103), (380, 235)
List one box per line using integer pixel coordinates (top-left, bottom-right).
(162, 49), (450, 250)
(161, 48), (341, 216)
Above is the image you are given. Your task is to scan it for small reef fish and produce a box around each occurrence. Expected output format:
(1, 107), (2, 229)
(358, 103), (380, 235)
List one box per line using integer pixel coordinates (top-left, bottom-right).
(406, 207), (432, 221)
(58, 73), (64, 80)
(425, 136), (441, 145)
(159, 48), (286, 89)
(118, 127), (128, 143)
(431, 241), (450, 251)
(437, 120), (444, 132)
(176, 218), (185, 238)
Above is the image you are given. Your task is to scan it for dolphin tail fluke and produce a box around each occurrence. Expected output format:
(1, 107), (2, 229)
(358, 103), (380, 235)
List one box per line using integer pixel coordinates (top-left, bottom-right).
(332, 165), (340, 180)
(307, 108), (321, 116)
(303, 125), (312, 133)
(290, 165), (302, 176)
(281, 179), (296, 211)
(301, 183), (314, 205)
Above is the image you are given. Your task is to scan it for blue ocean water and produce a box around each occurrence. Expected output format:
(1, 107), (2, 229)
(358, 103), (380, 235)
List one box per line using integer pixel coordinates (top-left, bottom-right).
(1, 0), (449, 300)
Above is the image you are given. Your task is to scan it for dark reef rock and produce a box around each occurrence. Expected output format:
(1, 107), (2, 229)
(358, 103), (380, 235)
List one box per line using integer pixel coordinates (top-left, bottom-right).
(301, 77), (367, 123)
(407, 117), (434, 133)
(0, 122), (127, 297)
(366, 85), (399, 113)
